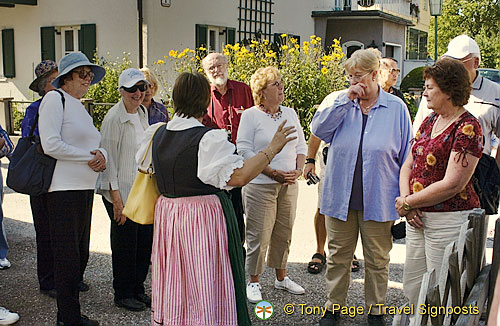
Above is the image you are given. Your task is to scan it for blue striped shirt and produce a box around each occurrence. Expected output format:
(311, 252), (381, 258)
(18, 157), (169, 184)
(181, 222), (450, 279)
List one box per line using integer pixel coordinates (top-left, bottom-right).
(311, 88), (413, 222)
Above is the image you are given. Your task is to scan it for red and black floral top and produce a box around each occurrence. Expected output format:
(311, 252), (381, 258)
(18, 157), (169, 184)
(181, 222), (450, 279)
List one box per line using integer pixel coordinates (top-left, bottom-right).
(410, 112), (483, 212)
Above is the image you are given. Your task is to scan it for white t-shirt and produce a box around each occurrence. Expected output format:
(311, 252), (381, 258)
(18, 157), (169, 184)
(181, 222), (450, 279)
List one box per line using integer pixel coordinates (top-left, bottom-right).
(236, 105), (307, 184)
(127, 112), (145, 149)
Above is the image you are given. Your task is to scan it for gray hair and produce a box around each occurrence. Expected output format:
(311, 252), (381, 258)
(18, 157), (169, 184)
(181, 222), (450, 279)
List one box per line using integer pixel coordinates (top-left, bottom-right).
(201, 53), (228, 70)
(37, 74), (51, 96)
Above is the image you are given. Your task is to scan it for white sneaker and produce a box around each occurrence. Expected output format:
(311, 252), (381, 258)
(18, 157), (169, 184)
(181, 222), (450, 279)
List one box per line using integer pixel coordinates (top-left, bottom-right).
(274, 276), (305, 295)
(246, 282), (262, 303)
(0, 258), (10, 270)
(0, 307), (19, 325)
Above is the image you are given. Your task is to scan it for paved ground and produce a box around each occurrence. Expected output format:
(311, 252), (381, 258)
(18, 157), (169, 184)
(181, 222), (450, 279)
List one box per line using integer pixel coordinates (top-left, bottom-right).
(0, 156), (496, 326)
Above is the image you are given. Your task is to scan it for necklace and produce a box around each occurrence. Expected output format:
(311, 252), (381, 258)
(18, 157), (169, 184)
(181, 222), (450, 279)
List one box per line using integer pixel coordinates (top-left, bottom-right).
(359, 97), (377, 114)
(260, 105), (282, 121)
(431, 108), (464, 138)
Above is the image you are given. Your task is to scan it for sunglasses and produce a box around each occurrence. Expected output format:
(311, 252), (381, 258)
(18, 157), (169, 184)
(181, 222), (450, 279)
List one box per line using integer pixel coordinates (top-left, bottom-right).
(122, 83), (148, 93)
(73, 69), (95, 81)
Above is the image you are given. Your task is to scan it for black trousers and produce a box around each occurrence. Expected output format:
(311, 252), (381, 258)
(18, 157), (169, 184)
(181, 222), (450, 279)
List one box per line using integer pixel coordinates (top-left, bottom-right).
(46, 190), (93, 326)
(102, 197), (153, 300)
(30, 194), (55, 291)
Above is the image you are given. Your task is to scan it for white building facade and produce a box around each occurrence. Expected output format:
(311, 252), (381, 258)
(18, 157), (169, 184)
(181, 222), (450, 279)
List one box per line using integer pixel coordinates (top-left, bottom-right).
(0, 0), (429, 101)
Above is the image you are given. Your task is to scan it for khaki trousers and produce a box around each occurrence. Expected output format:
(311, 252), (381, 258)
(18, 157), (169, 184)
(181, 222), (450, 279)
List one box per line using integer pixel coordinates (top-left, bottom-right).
(325, 209), (393, 315)
(243, 182), (298, 275)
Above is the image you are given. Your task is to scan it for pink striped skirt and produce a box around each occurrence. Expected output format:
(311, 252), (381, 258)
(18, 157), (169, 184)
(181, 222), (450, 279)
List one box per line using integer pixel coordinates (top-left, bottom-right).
(151, 194), (238, 326)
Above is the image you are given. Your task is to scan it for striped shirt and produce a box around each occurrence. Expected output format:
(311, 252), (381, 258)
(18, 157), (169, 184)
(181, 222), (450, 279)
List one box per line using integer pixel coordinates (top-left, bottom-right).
(96, 100), (149, 203)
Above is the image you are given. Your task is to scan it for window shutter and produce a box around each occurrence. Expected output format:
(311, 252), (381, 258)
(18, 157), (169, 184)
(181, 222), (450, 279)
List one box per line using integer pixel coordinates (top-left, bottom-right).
(40, 26), (55, 61)
(195, 24), (207, 48)
(79, 24), (96, 61)
(226, 27), (236, 45)
(2, 29), (15, 78)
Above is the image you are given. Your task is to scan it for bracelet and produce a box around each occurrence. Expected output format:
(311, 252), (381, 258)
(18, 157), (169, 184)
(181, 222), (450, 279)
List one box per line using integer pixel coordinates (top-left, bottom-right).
(305, 158), (315, 164)
(260, 150), (272, 164)
(402, 196), (412, 211)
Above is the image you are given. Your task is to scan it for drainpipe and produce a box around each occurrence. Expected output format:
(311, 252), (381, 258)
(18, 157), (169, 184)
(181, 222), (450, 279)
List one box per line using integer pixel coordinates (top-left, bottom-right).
(138, 0), (144, 68)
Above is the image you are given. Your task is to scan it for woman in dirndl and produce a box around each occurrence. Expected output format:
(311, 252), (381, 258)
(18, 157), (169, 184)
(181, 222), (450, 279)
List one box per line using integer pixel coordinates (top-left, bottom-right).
(136, 72), (296, 326)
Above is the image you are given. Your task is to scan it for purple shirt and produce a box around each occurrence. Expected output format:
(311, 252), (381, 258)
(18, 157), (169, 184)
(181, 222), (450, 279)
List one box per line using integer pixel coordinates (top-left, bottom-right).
(147, 99), (169, 125)
(21, 99), (42, 137)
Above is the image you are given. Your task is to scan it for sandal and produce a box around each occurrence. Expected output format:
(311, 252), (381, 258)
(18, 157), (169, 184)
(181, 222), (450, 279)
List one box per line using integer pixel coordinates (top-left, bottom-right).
(351, 255), (360, 273)
(307, 252), (326, 274)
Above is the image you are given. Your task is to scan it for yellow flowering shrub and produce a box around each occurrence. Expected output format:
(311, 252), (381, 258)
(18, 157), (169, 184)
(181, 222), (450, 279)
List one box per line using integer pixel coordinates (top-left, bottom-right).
(153, 35), (346, 137)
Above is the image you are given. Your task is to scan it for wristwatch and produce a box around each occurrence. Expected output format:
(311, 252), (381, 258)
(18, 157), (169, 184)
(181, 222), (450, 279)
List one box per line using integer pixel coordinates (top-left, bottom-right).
(305, 158), (316, 164)
(402, 197), (412, 211)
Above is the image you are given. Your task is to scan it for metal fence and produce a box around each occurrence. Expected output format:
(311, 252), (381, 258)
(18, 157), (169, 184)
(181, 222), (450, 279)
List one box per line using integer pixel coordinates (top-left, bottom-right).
(0, 97), (115, 135)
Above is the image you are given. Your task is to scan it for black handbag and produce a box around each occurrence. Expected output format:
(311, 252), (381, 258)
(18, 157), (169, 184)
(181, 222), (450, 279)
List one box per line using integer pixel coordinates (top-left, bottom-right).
(471, 153), (500, 214)
(451, 113), (500, 215)
(391, 220), (406, 239)
(6, 90), (65, 196)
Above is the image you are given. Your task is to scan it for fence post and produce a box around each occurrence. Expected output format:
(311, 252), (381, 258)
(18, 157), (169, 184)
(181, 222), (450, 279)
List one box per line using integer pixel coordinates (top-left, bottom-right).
(81, 99), (94, 118)
(0, 97), (14, 135)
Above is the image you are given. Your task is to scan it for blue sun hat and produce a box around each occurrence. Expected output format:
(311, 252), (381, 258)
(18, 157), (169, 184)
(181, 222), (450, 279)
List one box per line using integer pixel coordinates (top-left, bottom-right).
(51, 52), (106, 88)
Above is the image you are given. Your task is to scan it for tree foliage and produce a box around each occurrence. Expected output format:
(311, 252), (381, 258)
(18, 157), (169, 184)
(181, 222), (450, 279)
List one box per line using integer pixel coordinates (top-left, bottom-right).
(428, 0), (500, 68)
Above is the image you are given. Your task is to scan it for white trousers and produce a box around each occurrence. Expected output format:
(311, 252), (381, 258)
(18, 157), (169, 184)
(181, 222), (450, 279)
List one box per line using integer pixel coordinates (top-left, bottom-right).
(403, 210), (472, 307)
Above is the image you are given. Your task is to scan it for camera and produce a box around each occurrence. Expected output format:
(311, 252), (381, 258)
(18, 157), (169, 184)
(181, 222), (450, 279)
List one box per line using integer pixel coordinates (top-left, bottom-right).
(306, 172), (320, 185)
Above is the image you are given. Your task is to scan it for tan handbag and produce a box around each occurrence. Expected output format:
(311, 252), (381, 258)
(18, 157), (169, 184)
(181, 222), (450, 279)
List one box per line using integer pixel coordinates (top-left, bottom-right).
(122, 124), (164, 225)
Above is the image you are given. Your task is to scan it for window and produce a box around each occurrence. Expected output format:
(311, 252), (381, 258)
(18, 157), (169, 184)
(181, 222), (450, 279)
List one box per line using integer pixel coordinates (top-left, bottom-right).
(238, 0), (274, 42)
(61, 26), (80, 56)
(342, 40), (364, 59)
(40, 24), (96, 62)
(195, 25), (236, 50)
(406, 28), (427, 60)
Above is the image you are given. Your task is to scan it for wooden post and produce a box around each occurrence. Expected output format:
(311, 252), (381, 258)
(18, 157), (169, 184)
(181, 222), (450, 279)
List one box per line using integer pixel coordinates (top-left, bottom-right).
(455, 265), (491, 326)
(0, 97), (14, 134)
(414, 269), (435, 326)
(487, 218), (500, 319)
(427, 285), (443, 325)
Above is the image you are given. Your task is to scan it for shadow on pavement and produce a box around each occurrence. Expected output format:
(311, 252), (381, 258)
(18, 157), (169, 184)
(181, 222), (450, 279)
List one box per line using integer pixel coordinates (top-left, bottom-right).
(0, 216), (406, 326)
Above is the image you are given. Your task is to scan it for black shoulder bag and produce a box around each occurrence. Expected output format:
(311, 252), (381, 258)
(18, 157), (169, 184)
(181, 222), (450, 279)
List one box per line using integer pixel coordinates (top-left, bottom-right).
(7, 90), (65, 196)
(451, 113), (500, 215)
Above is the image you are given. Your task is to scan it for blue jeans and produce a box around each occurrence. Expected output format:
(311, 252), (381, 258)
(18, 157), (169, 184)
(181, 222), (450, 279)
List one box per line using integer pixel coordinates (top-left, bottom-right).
(0, 170), (9, 259)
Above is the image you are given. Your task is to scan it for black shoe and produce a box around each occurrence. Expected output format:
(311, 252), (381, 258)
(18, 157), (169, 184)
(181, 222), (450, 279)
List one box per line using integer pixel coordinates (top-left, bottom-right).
(367, 314), (386, 326)
(134, 293), (151, 308)
(56, 315), (99, 326)
(41, 288), (57, 298)
(319, 310), (340, 326)
(114, 298), (146, 312)
(78, 281), (90, 292)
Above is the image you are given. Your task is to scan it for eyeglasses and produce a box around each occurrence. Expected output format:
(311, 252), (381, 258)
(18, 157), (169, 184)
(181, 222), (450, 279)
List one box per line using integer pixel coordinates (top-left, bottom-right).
(122, 83), (148, 93)
(387, 68), (401, 75)
(267, 80), (283, 88)
(73, 69), (94, 81)
(207, 63), (226, 72)
(346, 71), (372, 82)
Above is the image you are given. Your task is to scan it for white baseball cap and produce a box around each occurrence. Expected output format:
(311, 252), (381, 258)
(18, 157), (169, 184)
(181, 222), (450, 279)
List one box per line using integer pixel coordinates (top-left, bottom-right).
(443, 35), (480, 60)
(118, 68), (148, 89)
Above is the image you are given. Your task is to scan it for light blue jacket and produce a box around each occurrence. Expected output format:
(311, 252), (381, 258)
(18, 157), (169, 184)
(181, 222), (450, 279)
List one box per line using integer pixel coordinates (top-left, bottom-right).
(311, 88), (413, 222)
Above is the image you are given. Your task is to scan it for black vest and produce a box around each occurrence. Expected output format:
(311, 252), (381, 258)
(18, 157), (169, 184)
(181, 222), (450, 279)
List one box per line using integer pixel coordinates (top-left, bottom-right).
(152, 126), (221, 196)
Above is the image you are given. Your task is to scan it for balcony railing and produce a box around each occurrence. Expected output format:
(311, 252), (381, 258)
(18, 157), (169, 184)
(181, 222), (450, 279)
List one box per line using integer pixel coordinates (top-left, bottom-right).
(315, 0), (417, 20)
